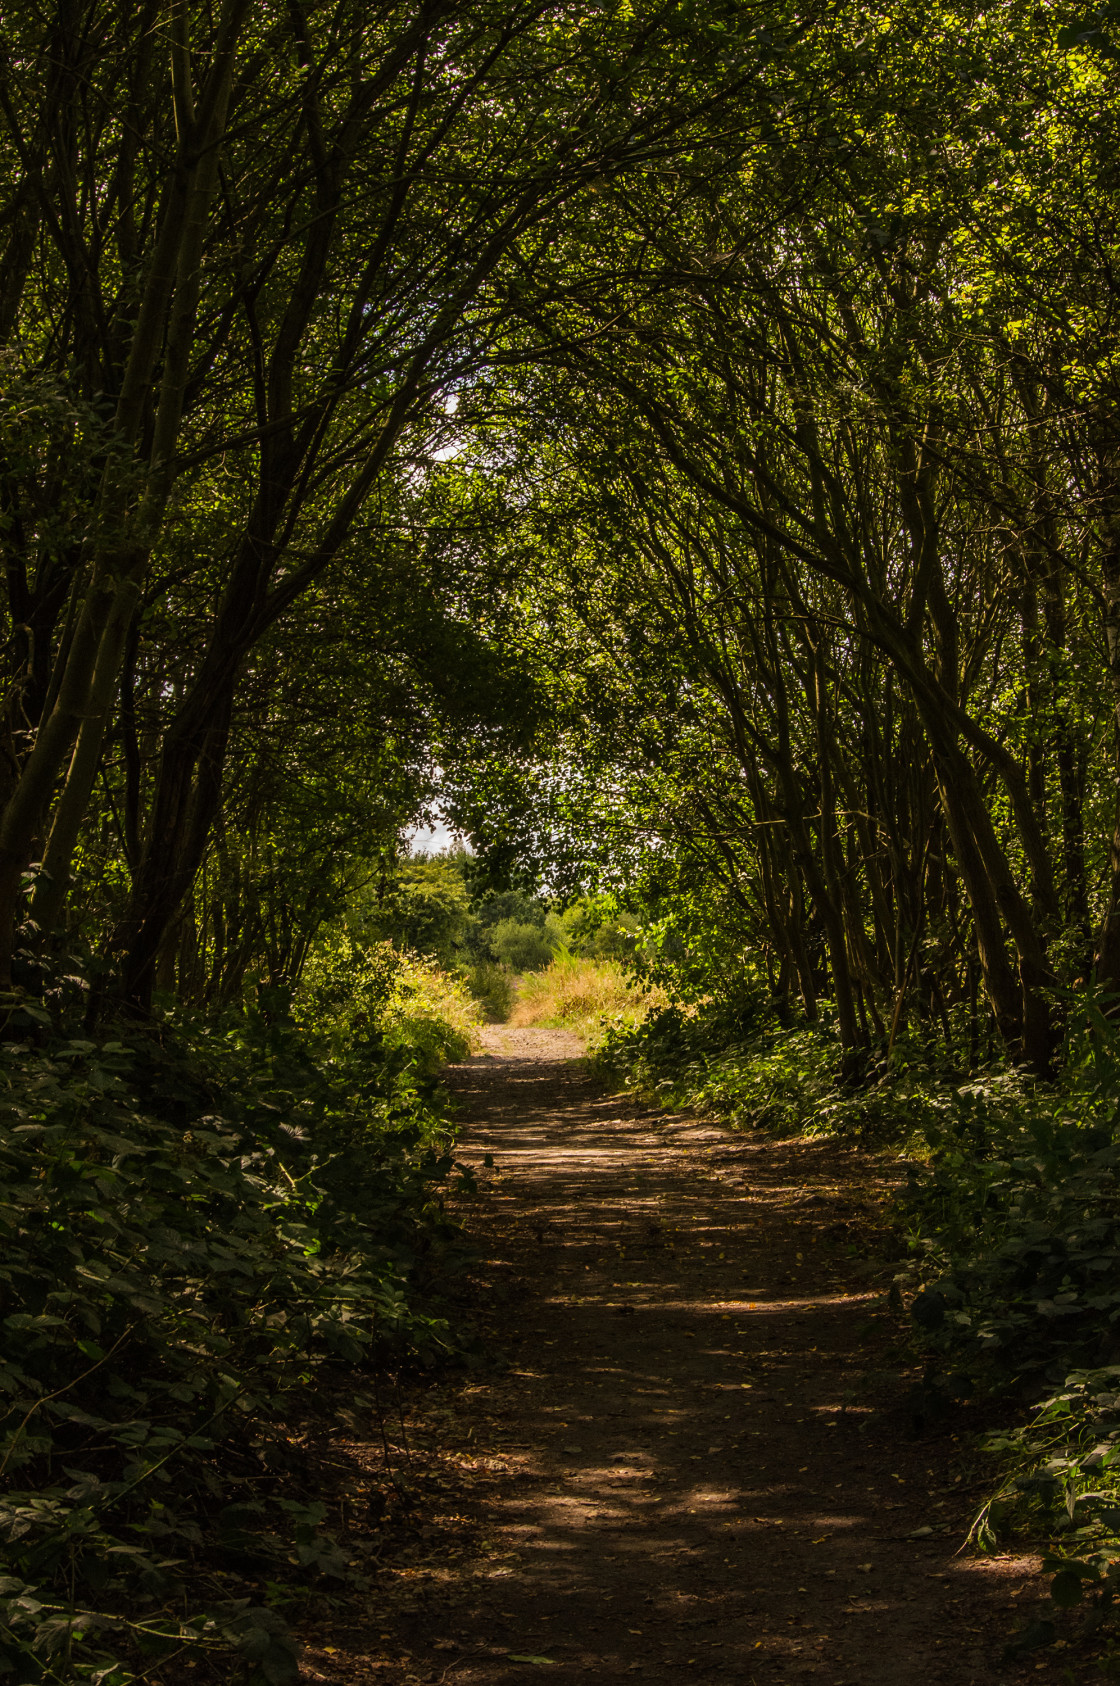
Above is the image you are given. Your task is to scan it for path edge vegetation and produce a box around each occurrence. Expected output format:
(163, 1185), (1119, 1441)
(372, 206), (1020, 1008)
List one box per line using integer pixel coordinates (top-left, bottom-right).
(0, 975), (483, 1685)
(595, 986), (1120, 1663)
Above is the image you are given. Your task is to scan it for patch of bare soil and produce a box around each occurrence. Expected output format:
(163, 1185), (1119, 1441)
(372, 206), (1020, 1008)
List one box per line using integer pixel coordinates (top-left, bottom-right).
(300, 1035), (1093, 1685)
(474, 1026), (587, 1063)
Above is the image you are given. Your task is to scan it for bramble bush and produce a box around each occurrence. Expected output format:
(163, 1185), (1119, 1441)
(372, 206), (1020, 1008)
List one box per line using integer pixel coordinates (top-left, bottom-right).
(0, 999), (470, 1684)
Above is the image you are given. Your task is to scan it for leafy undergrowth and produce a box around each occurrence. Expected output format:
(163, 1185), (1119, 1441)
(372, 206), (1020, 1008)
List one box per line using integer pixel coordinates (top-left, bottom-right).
(599, 993), (1120, 1658)
(463, 960), (514, 1024)
(0, 1002), (472, 1684)
(893, 1011), (1120, 1656)
(296, 937), (483, 1067)
(382, 952), (484, 1066)
(509, 953), (666, 1040)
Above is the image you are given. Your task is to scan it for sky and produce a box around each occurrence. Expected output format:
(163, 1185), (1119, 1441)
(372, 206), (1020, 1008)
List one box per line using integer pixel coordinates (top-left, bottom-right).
(408, 816), (464, 854)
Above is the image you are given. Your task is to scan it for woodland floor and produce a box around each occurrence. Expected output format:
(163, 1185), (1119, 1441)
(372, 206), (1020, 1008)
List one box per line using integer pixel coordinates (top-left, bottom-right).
(298, 1032), (1097, 1686)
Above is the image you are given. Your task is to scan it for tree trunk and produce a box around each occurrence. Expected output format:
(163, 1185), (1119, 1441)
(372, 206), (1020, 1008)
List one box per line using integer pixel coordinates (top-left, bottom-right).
(0, 0), (249, 977)
(1094, 435), (1120, 996)
(116, 672), (237, 1012)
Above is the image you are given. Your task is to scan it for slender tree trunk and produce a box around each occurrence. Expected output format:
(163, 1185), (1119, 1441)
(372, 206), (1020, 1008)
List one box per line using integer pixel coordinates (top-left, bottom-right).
(30, 573), (144, 935)
(116, 675), (237, 1011)
(786, 859), (819, 1024)
(0, 0), (249, 979)
(1094, 436), (1120, 995)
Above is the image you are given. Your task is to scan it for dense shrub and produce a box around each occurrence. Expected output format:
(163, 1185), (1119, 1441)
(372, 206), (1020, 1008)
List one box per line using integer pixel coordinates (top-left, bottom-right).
(488, 918), (554, 973)
(465, 962), (514, 1023)
(364, 857), (473, 968)
(595, 996), (839, 1132)
(295, 936), (481, 1069)
(0, 1007), (467, 1683)
(380, 951), (481, 1066)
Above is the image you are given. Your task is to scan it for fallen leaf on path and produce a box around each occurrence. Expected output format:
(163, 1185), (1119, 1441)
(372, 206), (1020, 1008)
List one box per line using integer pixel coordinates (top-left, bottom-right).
(508, 1655), (558, 1666)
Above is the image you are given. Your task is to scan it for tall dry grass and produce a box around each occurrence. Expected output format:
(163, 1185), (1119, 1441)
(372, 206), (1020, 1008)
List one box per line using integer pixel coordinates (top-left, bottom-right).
(509, 953), (667, 1040)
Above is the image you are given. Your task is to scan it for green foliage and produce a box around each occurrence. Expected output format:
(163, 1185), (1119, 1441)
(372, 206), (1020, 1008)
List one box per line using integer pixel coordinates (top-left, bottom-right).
(472, 890), (547, 936)
(488, 918), (555, 973)
(604, 1001), (955, 1136)
(893, 1001), (1120, 1386)
(336, 856), (566, 984)
(293, 932), (400, 1050)
(975, 1368), (1120, 1644)
(595, 997), (921, 1136)
(0, 1009), (465, 1682)
(552, 896), (641, 963)
(380, 952), (481, 1070)
(465, 891), (634, 974)
(365, 858), (474, 970)
(466, 963), (515, 1024)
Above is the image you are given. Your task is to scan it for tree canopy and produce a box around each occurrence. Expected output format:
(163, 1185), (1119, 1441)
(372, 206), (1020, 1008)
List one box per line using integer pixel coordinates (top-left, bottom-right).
(2, 0), (1120, 1057)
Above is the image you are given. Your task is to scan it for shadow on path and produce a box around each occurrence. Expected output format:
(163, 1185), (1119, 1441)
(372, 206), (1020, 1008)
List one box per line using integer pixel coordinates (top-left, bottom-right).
(306, 1036), (1063, 1686)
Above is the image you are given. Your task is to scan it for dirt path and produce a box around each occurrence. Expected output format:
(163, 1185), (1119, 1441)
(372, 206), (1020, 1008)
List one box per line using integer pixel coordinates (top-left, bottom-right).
(305, 1036), (1069, 1686)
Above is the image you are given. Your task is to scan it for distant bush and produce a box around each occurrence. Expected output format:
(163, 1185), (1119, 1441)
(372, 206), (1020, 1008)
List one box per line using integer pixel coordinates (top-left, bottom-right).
(463, 888), (549, 964)
(381, 950), (482, 1069)
(364, 855), (473, 967)
(347, 861), (651, 981)
(473, 888), (546, 932)
(556, 895), (642, 961)
(466, 961), (514, 1022)
(296, 935), (480, 1070)
(489, 917), (555, 972)
(295, 931), (398, 1047)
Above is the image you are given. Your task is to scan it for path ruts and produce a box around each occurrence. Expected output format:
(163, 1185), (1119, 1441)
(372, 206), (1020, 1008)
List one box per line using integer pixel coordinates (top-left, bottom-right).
(304, 1035), (1063, 1686)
